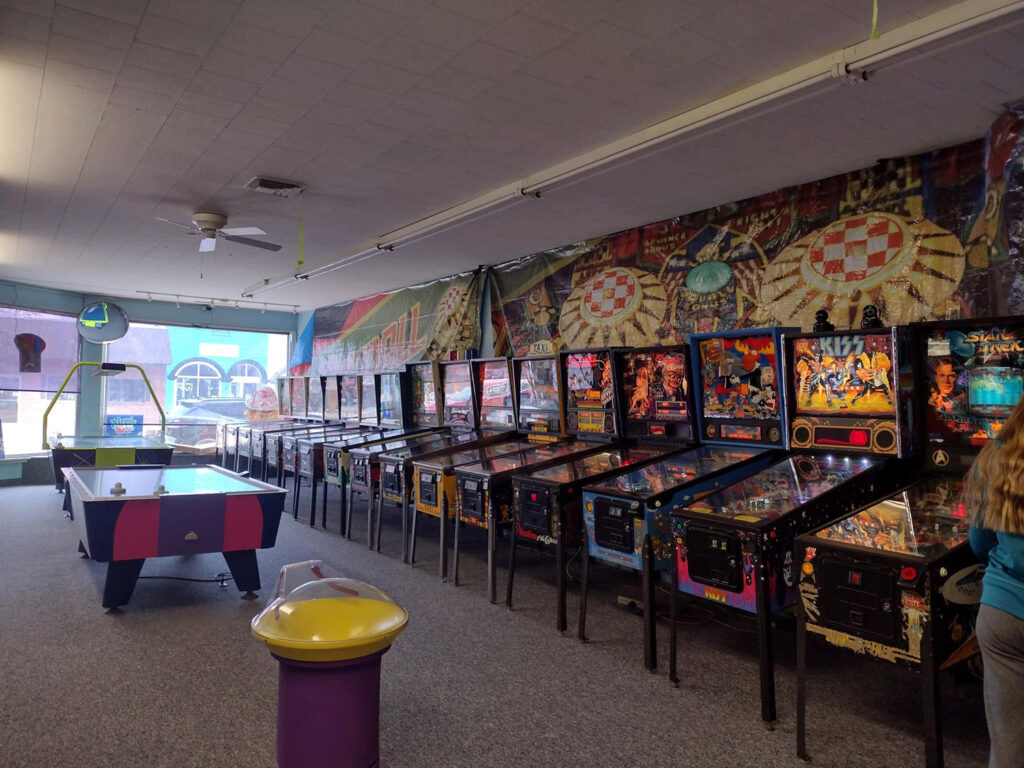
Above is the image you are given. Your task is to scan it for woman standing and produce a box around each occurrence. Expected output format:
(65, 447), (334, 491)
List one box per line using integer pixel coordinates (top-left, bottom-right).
(964, 400), (1024, 768)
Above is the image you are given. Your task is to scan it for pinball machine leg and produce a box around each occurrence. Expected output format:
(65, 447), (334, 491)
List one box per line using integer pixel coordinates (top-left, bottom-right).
(796, 610), (809, 761)
(375, 485), (385, 553)
(292, 469), (302, 521)
(440, 488), (450, 583)
(233, 445), (241, 473)
(922, 630), (944, 768)
(453, 497), (462, 588)
(321, 479), (329, 528)
(555, 500), (567, 634)
(338, 480), (346, 536)
(505, 509), (518, 610)
(308, 473), (318, 528)
(578, 547), (590, 643)
(346, 485), (355, 539)
(277, 460), (284, 489)
(669, 561), (679, 686)
(410, 498), (419, 566)
(401, 486), (410, 564)
(755, 559), (777, 727)
(366, 487), (374, 548)
(487, 511), (498, 603)
(642, 535), (657, 672)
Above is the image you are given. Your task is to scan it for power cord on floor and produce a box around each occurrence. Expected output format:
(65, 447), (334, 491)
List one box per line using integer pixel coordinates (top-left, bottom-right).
(139, 572), (234, 587)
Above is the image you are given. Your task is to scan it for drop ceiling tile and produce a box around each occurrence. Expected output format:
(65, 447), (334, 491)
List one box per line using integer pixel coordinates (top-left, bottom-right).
(145, 0), (238, 31)
(564, 19), (649, 64)
(347, 59), (423, 95)
(234, 0), (324, 39)
(488, 70), (562, 105)
(258, 76), (333, 106)
(481, 13), (572, 58)
(398, 88), (466, 117)
(125, 41), (202, 77)
(117, 65), (189, 98)
(325, 81), (396, 111)
(203, 45), (279, 83)
(367, 106), (435, 133)
(415, 65), (493, 98)
(108, 81), (180, 115)
(0, 0), (54, 17)
(53, 5), (137, 50)
(320, 1), (407, 42)
(48, 34), (127, 72)
(601, 0), (695, 38)
(339, 120), (408, 149)
(520, 0), (618, 32)
(218, 22), (301, 64)
(226, 111), (292, 139)
(372, 35), (455, 76)
(520, 48), (594, 86)
(38, 76), (111, 109)
(276, 54), (351, 90)
(401, 6), (490, 51)
(305, 100), (374, 128)
(175, 90), (243, 119)
(0, 35), (46, 66)
(187, 70), (261, 101)
(360, 0), (430, 17)
(0, 5), (49, 42)
(296, 29), (378, 69)
(135, 14), (221, 58)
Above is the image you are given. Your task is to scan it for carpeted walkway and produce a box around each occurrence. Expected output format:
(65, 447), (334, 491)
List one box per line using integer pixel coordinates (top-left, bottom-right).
(0, 482), (988, 768)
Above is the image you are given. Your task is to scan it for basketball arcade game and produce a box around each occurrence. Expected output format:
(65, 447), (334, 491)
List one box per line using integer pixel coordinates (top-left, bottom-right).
(666, 327), (910, 724)
(506, 349), (687, 631)
(409, 358), (547, 580)
(794, 318), (1018, 768)
(578, 344), (780, 670)
(451, 355), (609, 604)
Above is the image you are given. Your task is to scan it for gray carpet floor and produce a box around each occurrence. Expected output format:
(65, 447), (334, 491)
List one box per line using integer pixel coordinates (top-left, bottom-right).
(0, 480), (989, 768)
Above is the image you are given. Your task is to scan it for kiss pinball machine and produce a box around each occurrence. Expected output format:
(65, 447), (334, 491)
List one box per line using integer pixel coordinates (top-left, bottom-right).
(667, 327), (912, 724)
(321, 372), (442, 535)
(451, 356), (611, 604)
(506, 349), (689, 631)
(410, 358), (547, 580)
(579, 345), (777, 671)
(377, 361), (493, 564)
(795, 317), (1023, 768)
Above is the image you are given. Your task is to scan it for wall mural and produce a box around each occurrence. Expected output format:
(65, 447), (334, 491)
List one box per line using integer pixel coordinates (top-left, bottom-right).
(492, 107), (1023, 356)
(311, 271), (482, 375)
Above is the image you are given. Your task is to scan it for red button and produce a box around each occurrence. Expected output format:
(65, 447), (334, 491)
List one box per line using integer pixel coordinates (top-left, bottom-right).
(901, 566), (918, 581)
(850, 430), (869, 446)
(848, 571), (862, 586)
(530, 493), (537, 502)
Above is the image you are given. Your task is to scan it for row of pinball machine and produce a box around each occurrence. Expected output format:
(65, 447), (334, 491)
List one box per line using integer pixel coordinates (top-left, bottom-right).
(212, 311), (1022, 768)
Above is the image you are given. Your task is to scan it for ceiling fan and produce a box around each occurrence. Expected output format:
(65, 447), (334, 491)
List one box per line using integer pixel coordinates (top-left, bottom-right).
(156, 212), (283, 253)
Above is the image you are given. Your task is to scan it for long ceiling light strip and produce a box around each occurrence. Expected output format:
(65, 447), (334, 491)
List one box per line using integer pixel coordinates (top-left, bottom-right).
(242, 0), (1024, 299)
(136, 290), (299, 313)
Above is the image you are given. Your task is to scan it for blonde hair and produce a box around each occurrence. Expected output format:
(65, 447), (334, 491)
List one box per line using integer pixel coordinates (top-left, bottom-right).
(963, 396), (1024, 534)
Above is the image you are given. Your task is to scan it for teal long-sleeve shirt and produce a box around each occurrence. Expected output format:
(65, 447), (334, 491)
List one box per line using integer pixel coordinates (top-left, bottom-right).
(970, 524), (1024, 621)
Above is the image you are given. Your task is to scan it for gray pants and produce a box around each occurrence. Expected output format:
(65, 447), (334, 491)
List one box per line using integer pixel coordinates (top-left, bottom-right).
(977, 603), (1024, 768)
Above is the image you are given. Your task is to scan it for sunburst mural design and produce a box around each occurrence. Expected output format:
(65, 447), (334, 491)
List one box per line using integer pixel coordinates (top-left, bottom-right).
(761, 212), (964, 329)
(558, 267), (666, 348)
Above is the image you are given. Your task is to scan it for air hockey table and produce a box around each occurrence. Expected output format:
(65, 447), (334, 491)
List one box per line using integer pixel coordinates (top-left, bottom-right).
(65, 465), (286, 609)
(49, 434), (173, 491)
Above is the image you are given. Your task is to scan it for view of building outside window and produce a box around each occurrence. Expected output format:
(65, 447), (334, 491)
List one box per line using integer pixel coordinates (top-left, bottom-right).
(103, 324), (289, 451)
(0, 307), (80, 457)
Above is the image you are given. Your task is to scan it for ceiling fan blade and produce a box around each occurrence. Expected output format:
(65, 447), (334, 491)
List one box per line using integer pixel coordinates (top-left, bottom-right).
(199, 237), (217, 253)
(156, 217), (196, 231)
(220, 226), (266, 236)
(222, 235), (283, 252)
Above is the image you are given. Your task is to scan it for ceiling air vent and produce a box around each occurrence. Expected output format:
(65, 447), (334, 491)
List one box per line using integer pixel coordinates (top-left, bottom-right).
(243, 177), (305, 198)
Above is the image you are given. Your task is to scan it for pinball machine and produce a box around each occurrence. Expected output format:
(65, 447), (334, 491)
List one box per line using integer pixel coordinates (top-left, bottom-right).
(666, 326), (914, 724)
(376, 361), (500, 564)
(409, 358), (552, 580)
(451, 355), (613, 604)
(320, 371), (442, 535)
(505, 348), (693, 630)
(794, 317), (1020, 768)
(578, 344), (778, 671)
(237, 376), (333, 476)
(224, 376), (315, 473)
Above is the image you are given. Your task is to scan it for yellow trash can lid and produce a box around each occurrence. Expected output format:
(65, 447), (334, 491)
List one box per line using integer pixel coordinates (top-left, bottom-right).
(251, 561), (408, 663)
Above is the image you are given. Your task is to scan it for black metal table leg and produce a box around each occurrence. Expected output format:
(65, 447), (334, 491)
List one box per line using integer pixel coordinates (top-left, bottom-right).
(308, 473), (317, 527)
(669, 560), (679, 686)
(578, 545), (590, 642)
(401, 485), (410, 564)
(321, 478), (328, 528)
(487, 508), (496, 603)
(345, 484), (355, 539)
(506, 508), (518, 610)
(922, 627), (943, 768)
(555, 499), (566, 633)
(375, 483), (384, 552)
(755, 556), (777, 726)
(291, 469), (301, 521)
(796, 609), (808, 760)
(642, 535), (657, 672)
(440, 482), (449, 582)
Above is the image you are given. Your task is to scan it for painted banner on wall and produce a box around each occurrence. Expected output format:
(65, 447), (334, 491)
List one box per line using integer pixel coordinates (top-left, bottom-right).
(492, 108), (1023, 356)
(312, 271), (482, 375)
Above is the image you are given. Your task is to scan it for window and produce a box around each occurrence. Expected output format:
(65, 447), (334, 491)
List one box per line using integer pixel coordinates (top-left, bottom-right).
(227, 360), (266, 400)
(106, 378), (149, 403)
(0, 307), (80, 457)
(173, 359), (224, 402)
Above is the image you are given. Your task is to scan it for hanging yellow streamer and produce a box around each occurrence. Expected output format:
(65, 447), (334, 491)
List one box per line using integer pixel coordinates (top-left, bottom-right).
(296, 203), (305, 270)
(871, 0), (880, 39)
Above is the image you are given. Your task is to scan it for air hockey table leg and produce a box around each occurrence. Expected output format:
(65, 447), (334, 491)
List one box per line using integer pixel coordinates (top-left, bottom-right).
(102, 559), (146, 609)
(223, 549), (261, 596)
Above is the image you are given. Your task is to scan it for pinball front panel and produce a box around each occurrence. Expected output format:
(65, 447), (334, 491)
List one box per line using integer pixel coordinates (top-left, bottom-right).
(618, 346), (694, 441)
